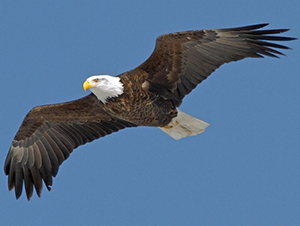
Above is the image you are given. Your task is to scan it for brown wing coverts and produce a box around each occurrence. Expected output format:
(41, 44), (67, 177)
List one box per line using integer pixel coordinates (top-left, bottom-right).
(139, 23), (296, 106)
(4, 94), (136, 200)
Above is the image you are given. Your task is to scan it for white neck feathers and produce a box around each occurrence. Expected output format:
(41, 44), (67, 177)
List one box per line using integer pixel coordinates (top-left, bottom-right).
(88, 75), (124, 104)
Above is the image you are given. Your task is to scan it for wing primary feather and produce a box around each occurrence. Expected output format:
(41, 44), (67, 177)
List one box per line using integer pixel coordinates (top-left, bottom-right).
(57, 124), (80, 148)
(29, 165), (43, 198)
(66, 124), (85, 144)
(14, 163), (23, 199)
(22, 166), (33, 200)
(34, 141), (52, 175)
(33, 141), (42, 169)
(8, 148), (23, 191)
(252, 47), (280, 58)
(27, 145), (35, 168)
(218, 23), (269, 31)
(4, 152), (11, 176)
(254, 44), (285, 56)
(248, 39), (291, 49)
(39, 167), (52, 192)
(19, 147), (29, 166)
(241, 34), (296, 41)
(39, 137), (59, 176)
(8, 169), (15, 192)
(43, 131), (65, 165)
(241, 28), (290, 35)
(51, 126), (75, 153)
(47, 129), (71, 159)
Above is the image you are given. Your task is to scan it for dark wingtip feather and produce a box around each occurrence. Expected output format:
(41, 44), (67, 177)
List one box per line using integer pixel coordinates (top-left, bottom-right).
(244, 23), (269, 30)
(14, 163), (24, 199)
(220, 23), (269, 32)
(246, 28), (291, 35)
(236, 24), (297, 58)
(15, 186), (22, 200)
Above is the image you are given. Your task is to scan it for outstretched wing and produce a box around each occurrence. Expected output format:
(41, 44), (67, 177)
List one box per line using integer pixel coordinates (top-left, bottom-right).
(137, 23), (296, 106)
(4, 94), (136, 200)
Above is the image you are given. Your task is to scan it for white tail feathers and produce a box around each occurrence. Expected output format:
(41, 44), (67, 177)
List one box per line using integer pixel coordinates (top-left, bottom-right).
(159, 109), (210, 140)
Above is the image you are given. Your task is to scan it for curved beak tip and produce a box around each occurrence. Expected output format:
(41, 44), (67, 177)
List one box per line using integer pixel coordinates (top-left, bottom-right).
(83, 80), (90, 92)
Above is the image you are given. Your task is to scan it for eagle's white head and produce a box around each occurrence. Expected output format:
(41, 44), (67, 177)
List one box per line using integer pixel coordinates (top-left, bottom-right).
(83, 75), (124, 103)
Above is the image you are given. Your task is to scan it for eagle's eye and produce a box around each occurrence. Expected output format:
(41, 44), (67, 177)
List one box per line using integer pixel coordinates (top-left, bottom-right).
(93, 78), (100, 83)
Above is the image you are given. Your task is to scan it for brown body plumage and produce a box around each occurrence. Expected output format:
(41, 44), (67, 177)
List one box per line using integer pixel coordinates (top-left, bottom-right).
(4, 24), (296, 200)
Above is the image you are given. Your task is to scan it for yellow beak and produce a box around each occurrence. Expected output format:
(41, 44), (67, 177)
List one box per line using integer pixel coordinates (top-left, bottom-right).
(83, 80), (95, 91)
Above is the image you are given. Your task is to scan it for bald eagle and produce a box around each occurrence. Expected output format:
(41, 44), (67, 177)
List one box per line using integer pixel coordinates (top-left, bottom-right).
(4, 24), (296, 200)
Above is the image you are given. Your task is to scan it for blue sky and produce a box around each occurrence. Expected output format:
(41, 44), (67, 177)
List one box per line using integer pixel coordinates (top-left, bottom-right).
(0, 1), (299, 225)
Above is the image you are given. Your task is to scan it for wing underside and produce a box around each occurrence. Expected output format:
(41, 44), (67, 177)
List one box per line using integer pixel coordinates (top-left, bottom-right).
(4, 94), (136, 200)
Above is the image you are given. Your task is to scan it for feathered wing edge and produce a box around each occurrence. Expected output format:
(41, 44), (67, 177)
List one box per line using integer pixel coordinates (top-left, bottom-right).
(4, 94), (136, 200)
(137, 23), (296, 106)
